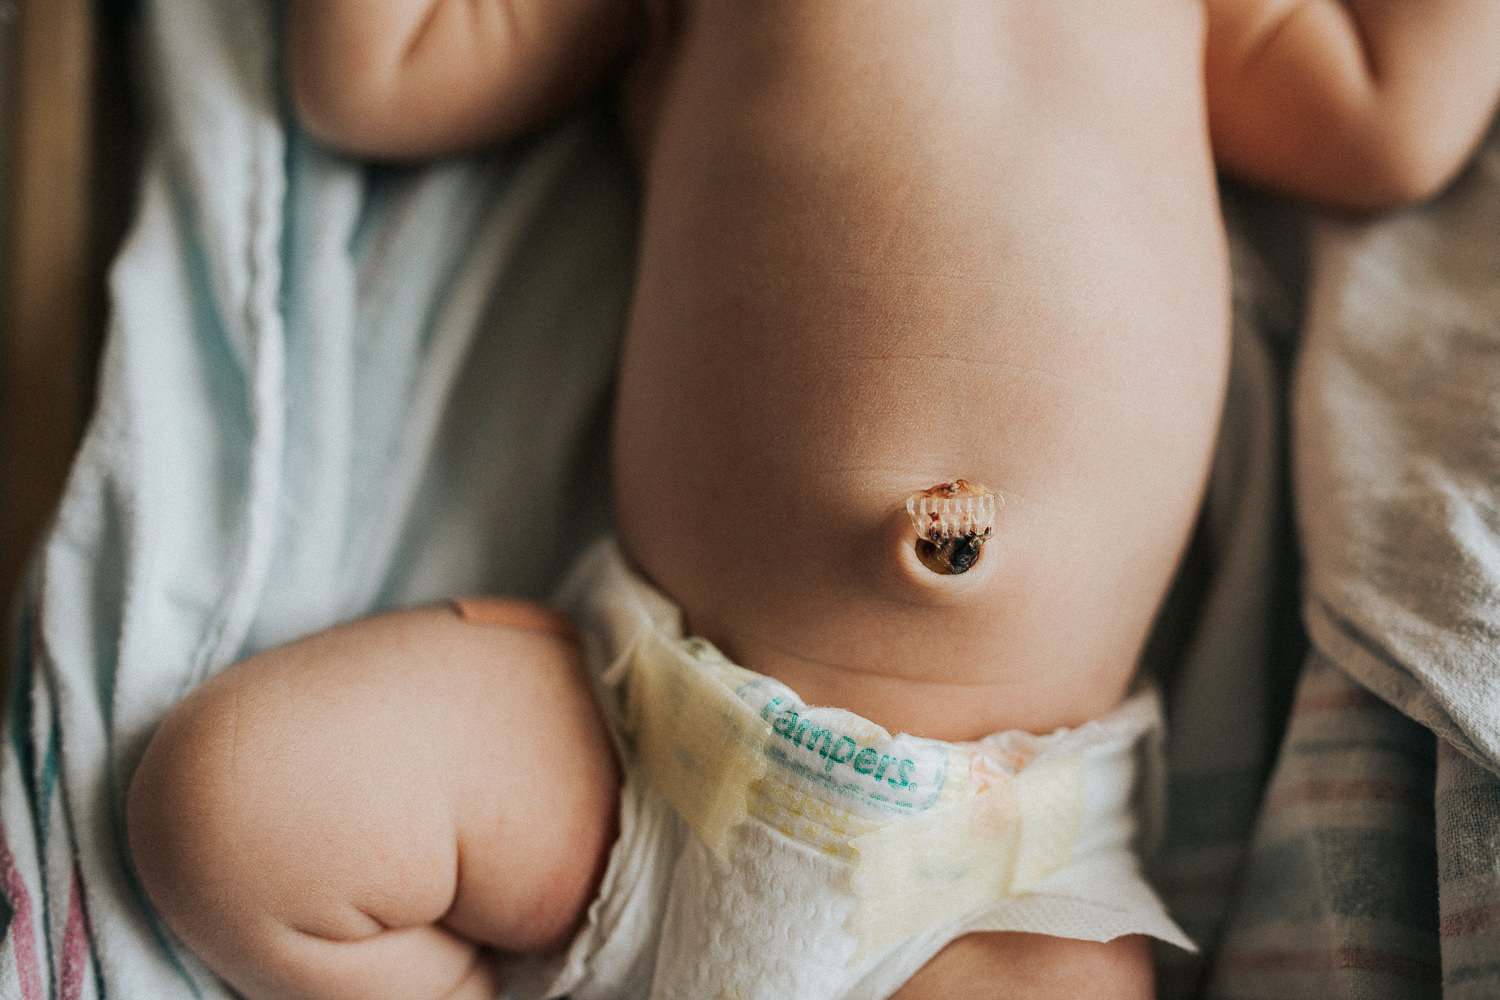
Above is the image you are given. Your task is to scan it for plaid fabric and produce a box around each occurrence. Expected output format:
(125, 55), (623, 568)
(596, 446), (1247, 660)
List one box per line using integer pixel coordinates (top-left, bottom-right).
(1436, 738), (1500, 997)
(1158, 649), (1500, 1000)
(1207, 652), (1443, 999)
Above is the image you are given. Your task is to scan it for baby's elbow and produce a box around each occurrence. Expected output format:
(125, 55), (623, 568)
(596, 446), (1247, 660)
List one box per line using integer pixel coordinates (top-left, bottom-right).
(287, 52), (522, 160)
(285, 29), (441, 159)
(1333, 111), (1482, 212)
(1351, 141), (1464, 211)
(287, 53), (399, 157)
(287, 62), (347, 150)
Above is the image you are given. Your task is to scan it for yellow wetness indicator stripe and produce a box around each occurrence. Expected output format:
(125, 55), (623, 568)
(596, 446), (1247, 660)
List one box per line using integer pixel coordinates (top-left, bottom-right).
(626, 632), (1085, 956)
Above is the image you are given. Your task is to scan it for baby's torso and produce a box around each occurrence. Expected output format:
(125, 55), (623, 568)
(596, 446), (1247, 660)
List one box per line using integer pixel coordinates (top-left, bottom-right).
(613, 0), (1230, 741)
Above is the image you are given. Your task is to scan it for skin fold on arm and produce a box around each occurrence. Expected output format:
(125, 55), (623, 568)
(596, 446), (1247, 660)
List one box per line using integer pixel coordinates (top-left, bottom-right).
(285, 0), (635, 155)
(1206, 0), (1500, 209)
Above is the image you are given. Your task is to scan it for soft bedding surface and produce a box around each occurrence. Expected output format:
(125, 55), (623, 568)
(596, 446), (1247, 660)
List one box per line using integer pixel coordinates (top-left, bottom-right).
(3, 0), (1498, 997)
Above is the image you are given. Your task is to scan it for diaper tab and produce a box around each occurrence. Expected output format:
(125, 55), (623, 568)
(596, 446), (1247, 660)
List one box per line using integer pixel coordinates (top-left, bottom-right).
(625, 632), (773, 857)
(847, 750), (1085, 959)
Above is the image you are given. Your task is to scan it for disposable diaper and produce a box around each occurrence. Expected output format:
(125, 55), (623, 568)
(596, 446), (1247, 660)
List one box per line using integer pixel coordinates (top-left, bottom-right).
(539, 540), (1192, 1000)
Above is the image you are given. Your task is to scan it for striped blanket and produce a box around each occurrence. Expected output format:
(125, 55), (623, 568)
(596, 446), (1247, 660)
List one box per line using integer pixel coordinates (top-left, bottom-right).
(3, 0), (1499, 995)
(1152, 140), (1500, 998)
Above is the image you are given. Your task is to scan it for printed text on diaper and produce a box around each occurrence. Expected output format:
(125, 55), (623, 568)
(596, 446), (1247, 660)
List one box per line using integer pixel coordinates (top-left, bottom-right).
(760, 696), (917, 787)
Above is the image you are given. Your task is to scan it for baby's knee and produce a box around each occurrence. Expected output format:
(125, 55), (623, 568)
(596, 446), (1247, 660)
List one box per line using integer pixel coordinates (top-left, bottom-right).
(128, 693), (499, 1000)
(126, 662), (453, 955)
(127, 606), (619, 965)
(126, 675), (331, 947)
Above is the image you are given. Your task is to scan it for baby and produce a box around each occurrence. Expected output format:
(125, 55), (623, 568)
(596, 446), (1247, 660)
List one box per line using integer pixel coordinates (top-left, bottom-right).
(127, 1), (1500, 998)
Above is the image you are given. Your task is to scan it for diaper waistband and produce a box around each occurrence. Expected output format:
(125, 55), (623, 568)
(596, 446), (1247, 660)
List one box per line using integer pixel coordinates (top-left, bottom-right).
(554, 538), (1171, 958)
(610, 623), (1159, 958)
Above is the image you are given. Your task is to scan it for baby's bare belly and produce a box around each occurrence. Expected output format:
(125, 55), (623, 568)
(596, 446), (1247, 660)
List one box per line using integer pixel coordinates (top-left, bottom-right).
(613, 0), (1229, 740)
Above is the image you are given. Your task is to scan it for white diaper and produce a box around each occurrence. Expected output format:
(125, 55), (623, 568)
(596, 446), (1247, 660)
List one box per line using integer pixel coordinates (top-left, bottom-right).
(537, 540), (1192, 1000)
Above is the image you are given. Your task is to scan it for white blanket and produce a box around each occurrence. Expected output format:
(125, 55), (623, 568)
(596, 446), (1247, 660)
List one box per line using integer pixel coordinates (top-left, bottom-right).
(1, 1), (632, 995)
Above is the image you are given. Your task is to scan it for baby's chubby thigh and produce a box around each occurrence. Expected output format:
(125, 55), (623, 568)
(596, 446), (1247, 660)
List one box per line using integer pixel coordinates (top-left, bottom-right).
(126, 602), (618, 1000)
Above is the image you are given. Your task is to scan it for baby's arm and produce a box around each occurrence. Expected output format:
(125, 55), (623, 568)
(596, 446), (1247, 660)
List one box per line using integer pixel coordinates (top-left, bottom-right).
(1205, 0), (1500, 209)
(286, 0), (633, 157)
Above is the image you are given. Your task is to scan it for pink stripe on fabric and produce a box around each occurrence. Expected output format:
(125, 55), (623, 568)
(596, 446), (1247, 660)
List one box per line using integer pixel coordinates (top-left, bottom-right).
(1442, 902), (1500, 939)
(1226, 945), (1440, 982)
(0, 824), (47, 1000)
(1294, 686), (1385, 715)
(1264, 778), (1430, 815)
(60, 863), (93, 1000)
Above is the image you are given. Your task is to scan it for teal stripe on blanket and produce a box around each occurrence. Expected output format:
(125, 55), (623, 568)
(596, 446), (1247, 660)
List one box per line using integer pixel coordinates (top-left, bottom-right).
(6, 609), (37, 820)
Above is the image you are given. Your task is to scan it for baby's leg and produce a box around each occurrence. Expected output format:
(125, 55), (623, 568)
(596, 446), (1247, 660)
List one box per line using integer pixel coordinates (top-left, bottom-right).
(893, 933), (1154, 1000)
(127, 603), (618, 1000)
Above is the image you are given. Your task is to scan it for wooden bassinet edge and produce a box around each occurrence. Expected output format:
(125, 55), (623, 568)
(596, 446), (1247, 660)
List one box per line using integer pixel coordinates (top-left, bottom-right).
(1, 0), (138, 691)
